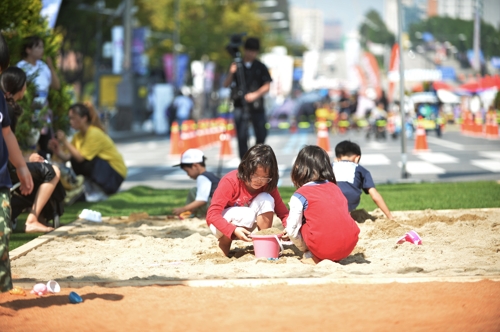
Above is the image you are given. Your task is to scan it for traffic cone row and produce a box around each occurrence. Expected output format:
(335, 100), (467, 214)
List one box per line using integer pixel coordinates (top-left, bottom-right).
(169, 118), (235, 157)
(485, 111), (499, 139)
(460, 110), (499, 139)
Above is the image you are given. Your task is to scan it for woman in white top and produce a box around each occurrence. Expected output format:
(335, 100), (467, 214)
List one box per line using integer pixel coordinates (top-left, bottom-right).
(17, 36), (60, 157)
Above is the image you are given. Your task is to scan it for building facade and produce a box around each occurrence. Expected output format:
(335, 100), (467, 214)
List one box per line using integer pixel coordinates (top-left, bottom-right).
(428, 0), (499, 29)
(289, 6), (324, 51)
(254, 0), (291, 36)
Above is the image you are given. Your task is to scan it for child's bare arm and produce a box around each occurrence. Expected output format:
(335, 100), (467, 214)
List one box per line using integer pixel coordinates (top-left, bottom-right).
(367, 187), (393, 219)
(173, 200), (206, 215)
(3, 127), (33, 195)
(286, 195), (308, 251)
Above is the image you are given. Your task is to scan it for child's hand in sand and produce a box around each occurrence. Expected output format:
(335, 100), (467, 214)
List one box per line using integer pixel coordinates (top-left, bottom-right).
(281, 230), (290, 241)
(172, 207), (184, 215)
(233, 227), (251, 242)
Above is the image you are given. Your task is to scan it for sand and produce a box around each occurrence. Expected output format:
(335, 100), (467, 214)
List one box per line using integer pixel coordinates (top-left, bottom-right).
(10, 208), (500, 283)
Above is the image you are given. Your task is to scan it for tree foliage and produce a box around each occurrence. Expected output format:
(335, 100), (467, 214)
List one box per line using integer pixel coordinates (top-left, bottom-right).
(136, 0), (267, 70)
(0, 0), (72, 147)
(359, 9), (395, 47)
(55, 0), (123, 90)
(409, 16), (500, 57)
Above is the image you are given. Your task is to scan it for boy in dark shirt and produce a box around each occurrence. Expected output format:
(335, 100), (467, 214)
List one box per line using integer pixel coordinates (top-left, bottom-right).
(332, 140), (393, 220)
(173, 149), (220, 218)
(0, 34), (34, 293)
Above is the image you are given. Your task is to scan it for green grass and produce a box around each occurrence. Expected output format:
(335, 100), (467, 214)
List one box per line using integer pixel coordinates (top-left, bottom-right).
(9, 181), (500, 250)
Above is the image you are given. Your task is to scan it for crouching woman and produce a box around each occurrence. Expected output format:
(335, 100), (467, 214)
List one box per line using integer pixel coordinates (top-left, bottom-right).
(50, 103), (127, 201)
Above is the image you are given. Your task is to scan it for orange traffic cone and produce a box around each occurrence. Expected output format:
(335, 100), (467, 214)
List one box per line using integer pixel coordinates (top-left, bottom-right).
(169, 121), (182, 156)
(413, 124), (430, 153)
(227, 119), (236, 137)
(179, 121), (191, 152)
(219, 130), (233, 158)
(316, 120), (331, 154)
(474, 117), (483, 137)
(486, 112), (499, 139)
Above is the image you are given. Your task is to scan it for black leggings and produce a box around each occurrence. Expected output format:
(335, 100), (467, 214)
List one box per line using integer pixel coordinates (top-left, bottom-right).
(71, 157), (124, 195)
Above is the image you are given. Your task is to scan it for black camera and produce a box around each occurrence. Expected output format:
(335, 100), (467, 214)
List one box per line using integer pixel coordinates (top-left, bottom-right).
(226, 33), (246, 59)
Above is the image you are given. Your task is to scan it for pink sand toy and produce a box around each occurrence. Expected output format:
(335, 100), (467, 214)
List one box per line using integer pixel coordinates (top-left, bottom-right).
(396, 230), (422, 245)
(31, 283), (48, 296)
(250, 234), (284, 259)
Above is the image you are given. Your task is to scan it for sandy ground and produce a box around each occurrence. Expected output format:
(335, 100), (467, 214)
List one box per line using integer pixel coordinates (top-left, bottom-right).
(3, 208), (500, 331)
(9, 208), (500, 283)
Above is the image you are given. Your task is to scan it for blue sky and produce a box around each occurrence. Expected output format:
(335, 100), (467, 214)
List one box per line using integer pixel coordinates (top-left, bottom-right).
(289, 0), (384, 34)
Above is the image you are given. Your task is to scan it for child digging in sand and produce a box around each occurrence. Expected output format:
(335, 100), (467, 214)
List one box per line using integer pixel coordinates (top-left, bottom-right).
(332, 140), (393, 220)
(172, 149), (220, 218)
(285, 145), (359, 264)
(206, 144), (289, 257)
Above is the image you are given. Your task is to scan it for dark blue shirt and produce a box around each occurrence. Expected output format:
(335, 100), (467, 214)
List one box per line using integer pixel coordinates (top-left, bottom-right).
(201, 171), (220, 198)
(0, 93), (12, 189)
(332, 161), (375, 211)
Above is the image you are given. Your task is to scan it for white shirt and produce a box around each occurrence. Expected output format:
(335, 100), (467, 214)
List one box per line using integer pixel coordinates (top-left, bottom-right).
(195, 174), (212, 202)
(173, 95), (193, 120)
(17, 60), (52, 104)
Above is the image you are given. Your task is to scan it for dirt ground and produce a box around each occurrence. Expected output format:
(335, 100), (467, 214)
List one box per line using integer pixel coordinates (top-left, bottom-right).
(1, 281), (499, 331)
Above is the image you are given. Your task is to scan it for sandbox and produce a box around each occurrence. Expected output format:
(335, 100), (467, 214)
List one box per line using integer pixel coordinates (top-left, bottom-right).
(9, 208), (500, 287)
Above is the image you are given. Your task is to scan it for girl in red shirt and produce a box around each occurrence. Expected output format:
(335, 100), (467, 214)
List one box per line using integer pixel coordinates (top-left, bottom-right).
(206, 144), (289, 256)
(286, 145), (359, 263)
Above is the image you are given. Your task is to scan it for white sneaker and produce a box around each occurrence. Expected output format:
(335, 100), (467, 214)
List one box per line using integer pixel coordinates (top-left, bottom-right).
(79, 209), (102, 222)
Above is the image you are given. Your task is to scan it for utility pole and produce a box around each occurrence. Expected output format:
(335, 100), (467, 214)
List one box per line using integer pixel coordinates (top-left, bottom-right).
(93, 1), (105, 107)
(397, 0), (408, 179)
(123, 0), (132, 72)
(115, 0), (137, 131)
(472, 0), (481, 73)
(173, 0), (180, 89)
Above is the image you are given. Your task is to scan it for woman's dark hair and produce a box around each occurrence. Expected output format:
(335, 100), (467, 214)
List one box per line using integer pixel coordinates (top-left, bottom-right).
(69, 102), (106, 132)
(291, 145), (336, 188)
(21, 36), (43, 59)
(0, 34), (10, 72)
(0, 66), (27, 127)
(237, 144), (279, 192)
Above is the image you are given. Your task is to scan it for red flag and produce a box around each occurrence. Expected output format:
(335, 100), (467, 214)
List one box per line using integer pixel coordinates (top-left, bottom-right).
(388, 43), (399, 101)
(363, 52), (382, 98)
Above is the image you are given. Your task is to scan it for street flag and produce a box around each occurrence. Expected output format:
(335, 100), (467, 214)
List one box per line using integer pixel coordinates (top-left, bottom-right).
(388, 43), (399, 101)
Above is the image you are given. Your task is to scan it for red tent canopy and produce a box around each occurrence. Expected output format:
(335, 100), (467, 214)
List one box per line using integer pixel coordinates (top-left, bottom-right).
(457, 75), (500, 92)
(433, 81), (453, 90)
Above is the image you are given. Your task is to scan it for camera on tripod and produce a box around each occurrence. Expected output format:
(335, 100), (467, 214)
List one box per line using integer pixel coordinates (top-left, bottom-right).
(225, 32), (247, 59)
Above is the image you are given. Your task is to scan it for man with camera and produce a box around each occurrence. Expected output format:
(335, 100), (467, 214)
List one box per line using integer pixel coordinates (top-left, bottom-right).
(223, 37), (272, 160)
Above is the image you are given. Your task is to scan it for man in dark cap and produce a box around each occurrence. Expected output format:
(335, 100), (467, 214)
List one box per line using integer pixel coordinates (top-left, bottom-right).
(223, 37), (272, 159)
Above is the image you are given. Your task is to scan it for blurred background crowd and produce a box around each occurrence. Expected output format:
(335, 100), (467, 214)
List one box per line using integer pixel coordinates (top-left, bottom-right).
(1, 0), (499, 143)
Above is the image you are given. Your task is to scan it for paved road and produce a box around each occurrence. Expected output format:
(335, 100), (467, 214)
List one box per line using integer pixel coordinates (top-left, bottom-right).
(117, 126), (500, 190)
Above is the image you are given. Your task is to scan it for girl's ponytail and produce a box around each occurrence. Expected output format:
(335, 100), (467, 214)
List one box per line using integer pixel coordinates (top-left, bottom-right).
(83, 101), (106, 132)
